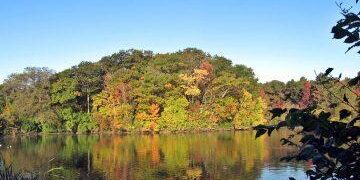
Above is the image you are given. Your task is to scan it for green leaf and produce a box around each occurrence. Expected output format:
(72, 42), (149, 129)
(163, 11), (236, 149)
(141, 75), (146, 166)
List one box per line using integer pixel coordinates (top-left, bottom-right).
(305, 170), (316, 176)
(267, 126), (276, 136)
(347, 116), (360, 127)
(324, 68), (334, 76)
(289, 108), (299, 114)
(344, 31), (359, 43)
(339, 109), (351, 120)
(269, 108), (287, 119)
(299, 145), (315, 160)
(338, 73), (342, 80)
(280, 138), (297, 146)
(276, 121), (287, 130)
(328, 103), (338, 109)
(348, 75), (359, 86)
(331, 26), (349, 39)
(255, 128), (267, 139)
(343, 94), (349, 103)
(319, 111), (331, 121)
(300, 134), (315, 144)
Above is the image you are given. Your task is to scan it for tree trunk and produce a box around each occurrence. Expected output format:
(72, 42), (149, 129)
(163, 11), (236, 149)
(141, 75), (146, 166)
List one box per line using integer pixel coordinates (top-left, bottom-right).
(87, 94), (90, 114)
(121, 85), (126, 103)
(221, 89), (229, 98)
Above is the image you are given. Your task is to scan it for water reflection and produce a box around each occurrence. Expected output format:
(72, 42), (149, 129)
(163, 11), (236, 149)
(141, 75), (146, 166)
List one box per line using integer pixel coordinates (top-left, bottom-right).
(0, 131), (307, 179)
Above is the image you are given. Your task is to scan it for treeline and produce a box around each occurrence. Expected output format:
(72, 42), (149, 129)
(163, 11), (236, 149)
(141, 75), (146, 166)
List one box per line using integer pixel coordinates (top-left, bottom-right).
(0, 48), (358, 134)
(262, 74), (359, 123)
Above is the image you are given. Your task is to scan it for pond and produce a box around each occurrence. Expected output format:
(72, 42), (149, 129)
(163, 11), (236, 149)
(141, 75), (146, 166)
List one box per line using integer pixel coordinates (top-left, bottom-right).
(0, 130), (308, 179)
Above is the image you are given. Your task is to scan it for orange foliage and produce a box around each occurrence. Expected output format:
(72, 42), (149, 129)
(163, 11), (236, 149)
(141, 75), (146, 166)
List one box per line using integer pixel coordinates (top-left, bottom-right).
(150, 136), (160, 165)
(113, 120), (122, 130)
(199, 60), (213, 75)
(114, 83), (131, 103)
(164, 83), (173, 89)
(149, 103), (160, 120)
(150, 121), (157, 131)
(259, 88), (267, 100)
(135, 103), (159, 122)
(136, 112), (149, 121)
(273, 100), (285, 109)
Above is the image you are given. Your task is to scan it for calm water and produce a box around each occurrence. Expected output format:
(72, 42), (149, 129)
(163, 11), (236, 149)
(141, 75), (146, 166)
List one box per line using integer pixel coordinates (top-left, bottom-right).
(0, 131), (308, 180)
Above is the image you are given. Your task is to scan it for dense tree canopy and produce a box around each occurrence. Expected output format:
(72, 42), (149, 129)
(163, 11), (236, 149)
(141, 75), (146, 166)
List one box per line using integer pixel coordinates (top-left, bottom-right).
(0, 48), (356, 134)
(0, 49), (269, 134)
(0, 67), (58, 133)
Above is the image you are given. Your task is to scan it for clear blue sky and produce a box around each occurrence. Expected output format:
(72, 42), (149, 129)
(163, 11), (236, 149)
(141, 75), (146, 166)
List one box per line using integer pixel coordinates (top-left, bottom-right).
(0, 0), (359, 83)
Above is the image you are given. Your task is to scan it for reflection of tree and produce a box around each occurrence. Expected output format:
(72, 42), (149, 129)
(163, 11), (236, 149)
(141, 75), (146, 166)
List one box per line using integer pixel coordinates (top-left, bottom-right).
(2, 136), (63, 171)
(1, 131), (306, 179)
(264, 130), (301, 167)
(90, 131), (305, 179)
(183, 131), (266, 179)
(1, 135), (102, 179)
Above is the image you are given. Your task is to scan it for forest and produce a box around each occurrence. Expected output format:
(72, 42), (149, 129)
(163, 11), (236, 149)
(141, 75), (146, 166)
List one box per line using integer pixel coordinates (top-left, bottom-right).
(0, 48), (358, 134)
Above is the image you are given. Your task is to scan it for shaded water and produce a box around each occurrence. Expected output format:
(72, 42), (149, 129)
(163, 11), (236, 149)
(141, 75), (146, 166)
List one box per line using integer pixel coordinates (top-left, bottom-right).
(0, 131), (308, 179)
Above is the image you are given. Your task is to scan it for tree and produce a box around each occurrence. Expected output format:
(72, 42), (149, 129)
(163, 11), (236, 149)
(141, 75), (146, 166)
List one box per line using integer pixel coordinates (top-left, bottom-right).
(92, 72), (134, 131)
(51, 73), (79, 106)
(212, 97), (238, 123)
(233, 89), (265, 129)
(99, 49), (153, 73)
(0, 85), (5, 115)
(49, 61), (106, 133)
(0, 48), (307, 133)
(0, 85), (7, 134)
(158, 97), (189, 131)
(73, 61), (104, 114)
(0, 67), (59, 133)
(135, 103), (160, 131)
(298, 80), (312, 109)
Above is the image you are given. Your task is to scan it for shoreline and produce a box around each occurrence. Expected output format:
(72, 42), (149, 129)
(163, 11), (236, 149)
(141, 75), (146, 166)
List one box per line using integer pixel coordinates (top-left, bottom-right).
(1, 127), (255, 138)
